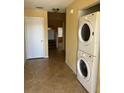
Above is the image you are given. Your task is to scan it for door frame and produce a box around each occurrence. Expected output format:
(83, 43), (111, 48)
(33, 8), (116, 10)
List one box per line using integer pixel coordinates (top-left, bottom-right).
(24, 16), (45, 59)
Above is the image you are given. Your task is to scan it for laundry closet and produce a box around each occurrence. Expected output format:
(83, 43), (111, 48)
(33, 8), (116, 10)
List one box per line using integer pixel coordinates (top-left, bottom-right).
(76, 3), (100, 93)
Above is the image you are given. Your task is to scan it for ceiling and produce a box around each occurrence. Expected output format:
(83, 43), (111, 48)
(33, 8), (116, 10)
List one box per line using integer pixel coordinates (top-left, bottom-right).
(25, 0), (74, 12)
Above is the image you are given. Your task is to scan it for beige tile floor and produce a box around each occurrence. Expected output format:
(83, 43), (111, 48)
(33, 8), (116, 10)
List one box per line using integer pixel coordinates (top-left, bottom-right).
(24, 49), (88, 93)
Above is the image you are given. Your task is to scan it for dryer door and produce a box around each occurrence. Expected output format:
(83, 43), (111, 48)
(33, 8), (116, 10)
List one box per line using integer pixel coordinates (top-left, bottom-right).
(77, 58), (91, 81)
(79, 21), (94, 45)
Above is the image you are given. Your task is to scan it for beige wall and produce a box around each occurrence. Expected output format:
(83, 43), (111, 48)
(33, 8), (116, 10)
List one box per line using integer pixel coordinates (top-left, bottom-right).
(97, 64), (100, 93)
(24, 9), (48, 57)
(66, 0), (98, 73)
(66, 0), (99, 93)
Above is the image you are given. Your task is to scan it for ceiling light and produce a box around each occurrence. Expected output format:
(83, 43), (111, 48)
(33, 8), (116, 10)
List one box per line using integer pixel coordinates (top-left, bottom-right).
(52, 8), (60, 12)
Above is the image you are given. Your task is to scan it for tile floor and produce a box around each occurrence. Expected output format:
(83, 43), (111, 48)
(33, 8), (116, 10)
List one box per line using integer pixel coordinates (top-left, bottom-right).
(24, 49), (88, 93)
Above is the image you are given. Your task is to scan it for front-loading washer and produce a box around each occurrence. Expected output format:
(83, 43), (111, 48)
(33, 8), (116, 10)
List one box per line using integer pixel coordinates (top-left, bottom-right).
(78, 11), (100, 56)
(77, 50), (99, 93)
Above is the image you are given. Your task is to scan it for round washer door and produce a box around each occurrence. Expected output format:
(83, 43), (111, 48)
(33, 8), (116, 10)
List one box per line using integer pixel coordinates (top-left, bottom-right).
(77, 58), (91, 81)
(79, 20), (94, 45)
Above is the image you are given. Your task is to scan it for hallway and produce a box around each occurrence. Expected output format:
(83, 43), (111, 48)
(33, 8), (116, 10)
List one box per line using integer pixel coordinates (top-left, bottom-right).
(24, 49), (88, 93)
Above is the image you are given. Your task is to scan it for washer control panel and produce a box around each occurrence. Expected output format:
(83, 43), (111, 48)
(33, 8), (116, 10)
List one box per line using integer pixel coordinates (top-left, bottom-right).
(78, 50), (95, 62)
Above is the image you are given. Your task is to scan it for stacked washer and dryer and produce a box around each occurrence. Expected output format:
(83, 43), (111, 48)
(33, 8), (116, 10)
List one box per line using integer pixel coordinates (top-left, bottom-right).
(77, 11), (100, 93)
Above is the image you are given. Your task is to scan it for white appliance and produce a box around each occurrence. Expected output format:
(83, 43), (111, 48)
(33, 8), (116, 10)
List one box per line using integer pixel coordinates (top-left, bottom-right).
(77, 50), (99, 93)
(77, 11), (100, 93)
(78, 12), (100, 56)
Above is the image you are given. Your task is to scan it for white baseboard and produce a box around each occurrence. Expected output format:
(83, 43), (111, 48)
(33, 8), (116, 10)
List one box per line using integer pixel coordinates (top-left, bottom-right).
(44, 56), (49, 58)
(25, 55), (49, 60)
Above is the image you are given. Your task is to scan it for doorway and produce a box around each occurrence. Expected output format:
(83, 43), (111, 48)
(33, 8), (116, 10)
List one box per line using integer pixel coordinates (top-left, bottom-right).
(48, 28), (56, 49)
(48, 12), (66, 54)
(25, 17), (45, 59)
